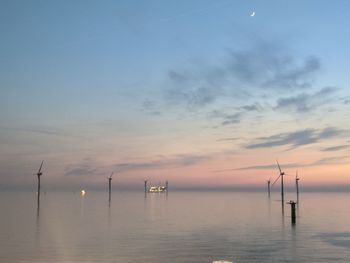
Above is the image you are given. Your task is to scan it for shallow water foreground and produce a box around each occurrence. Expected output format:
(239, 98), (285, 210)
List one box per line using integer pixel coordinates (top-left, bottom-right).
(1, 191), (350, 263)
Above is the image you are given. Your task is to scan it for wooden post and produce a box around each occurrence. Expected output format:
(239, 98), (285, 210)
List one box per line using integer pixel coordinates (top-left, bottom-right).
(287, 201), (296, 224)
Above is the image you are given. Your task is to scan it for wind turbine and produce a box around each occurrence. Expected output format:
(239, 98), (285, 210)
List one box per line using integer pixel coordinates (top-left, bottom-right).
(106, 172), (113, 202)
(296, 170), (300, 203)
(36, 161), (44, 197)
(267, 178), (271, 197)
(272, 160), (285, 206)
(144, 179), (148, 194)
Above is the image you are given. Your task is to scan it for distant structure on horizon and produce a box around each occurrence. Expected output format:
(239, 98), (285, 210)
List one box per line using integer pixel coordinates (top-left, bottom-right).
(148, 181), (168, 193)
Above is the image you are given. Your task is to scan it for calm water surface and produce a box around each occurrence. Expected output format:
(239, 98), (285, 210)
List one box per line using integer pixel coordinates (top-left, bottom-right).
(1, 191), (350, 263)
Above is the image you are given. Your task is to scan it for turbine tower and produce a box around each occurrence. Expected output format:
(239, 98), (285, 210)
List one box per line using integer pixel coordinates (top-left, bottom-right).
(36, 161), (44, 197)
(267, 178), (271, 197)
(144, 179), (148, 194)
(107, 172), (113, 202)
(272, 160), (285, 207)
(296, 170), (300, 203)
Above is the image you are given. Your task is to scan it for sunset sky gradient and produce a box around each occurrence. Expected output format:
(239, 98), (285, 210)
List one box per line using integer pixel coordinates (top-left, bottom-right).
(1, 0), (350, 191)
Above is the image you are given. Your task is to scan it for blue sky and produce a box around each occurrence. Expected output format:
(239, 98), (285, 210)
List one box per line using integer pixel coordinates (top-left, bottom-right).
(1, 0), (350, 190)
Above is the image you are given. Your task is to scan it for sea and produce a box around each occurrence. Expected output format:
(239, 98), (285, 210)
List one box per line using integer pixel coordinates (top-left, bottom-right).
(1, 190), (350, 263)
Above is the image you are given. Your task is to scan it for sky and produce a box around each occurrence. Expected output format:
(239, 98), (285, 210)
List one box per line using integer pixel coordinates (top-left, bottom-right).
(1, 0), (350, 191)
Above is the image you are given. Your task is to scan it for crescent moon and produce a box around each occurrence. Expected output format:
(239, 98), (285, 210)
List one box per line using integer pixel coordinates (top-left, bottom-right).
(250, 11), (255, 17)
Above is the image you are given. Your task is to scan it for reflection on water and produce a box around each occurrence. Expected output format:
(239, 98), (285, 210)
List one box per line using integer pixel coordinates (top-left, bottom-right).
(36, 195), (40, 230)
(0, 191), (350, 263)
(316, 232), (350, 248)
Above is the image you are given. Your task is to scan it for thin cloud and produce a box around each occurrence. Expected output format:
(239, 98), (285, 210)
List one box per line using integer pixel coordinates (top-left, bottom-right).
(215, 162), (300, 172)
(64, 153), (215, 177)
(165, 69), (226, 109)
(164, 41), (322, 109)
(321, 145), (350, 152)
(64, 158), (105, 177)
(65, 167), (97, 177)
(209, 103), (263, 127)
(0, 125), (90, 142)
(208, 110), (242, 126)
(275, 87), (338, 112)
(319, 127), (342, 139)
(216, 137), (240, 142)
(309, 156), (349, 166)
(245, 127), (343, 149)
(0, 125), (74, 138)
(64, 164), (99, 177)
(140, 99), (162, 116)
(227, 44), (320, 90)
(216, 156), (349, 172)
(262, 56), (320, 90)
(240, 103), (263, 112)
(113, 154), (210, 172)
(221, 113), (242, 126)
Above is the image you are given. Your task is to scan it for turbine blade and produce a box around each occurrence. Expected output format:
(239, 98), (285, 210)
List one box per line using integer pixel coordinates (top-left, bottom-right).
(276, 160), (282, 175)
(38, 160), (44, 174)
(272, 174), (281, 186)
(110, 172), (114, 179)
